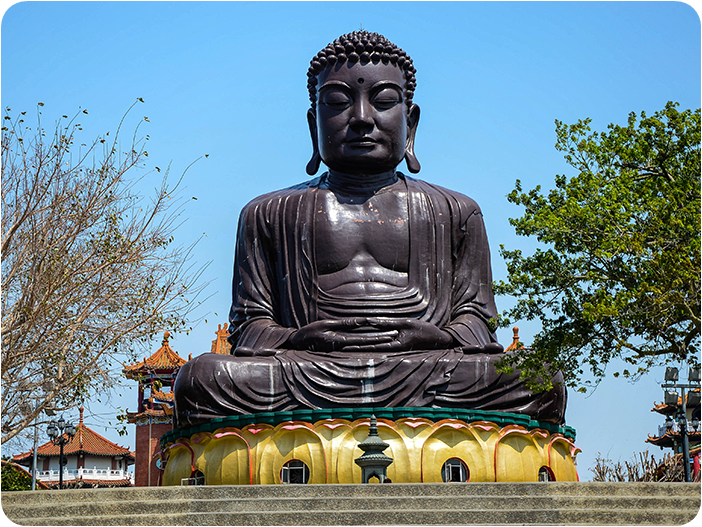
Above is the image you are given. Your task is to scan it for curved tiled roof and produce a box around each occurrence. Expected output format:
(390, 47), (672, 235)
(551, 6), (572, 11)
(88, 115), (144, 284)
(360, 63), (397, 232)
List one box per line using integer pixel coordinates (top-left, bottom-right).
(210, 323), (232, 355)
(123, 332), (187, 378)
(646, 428), (702, 448)
(13, 408), (134, 463)
(651, 388), (701, 415)
(126, 388), (176, 422)
(152, 390), (174, 402)
(126, 407), (169, 421)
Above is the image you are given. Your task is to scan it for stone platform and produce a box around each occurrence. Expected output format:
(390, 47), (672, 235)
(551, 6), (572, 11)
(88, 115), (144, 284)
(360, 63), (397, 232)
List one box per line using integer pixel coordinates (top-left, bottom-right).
(158, 407), (579, 485)
(3, 482), (700, 525)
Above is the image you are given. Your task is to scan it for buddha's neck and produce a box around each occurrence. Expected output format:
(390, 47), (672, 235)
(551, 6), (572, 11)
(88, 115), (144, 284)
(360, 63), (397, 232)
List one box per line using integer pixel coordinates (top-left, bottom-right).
(325, 169), (399, 194)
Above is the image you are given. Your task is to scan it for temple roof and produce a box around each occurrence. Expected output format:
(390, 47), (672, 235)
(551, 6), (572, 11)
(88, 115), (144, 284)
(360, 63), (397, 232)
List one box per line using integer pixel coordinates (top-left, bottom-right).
(126, 394), (175, 422)
(126, 389), (176, 421)
(123, 332), (187, 378)
(646, 428), (701, 448)
(210, 323), (232, 355)
(651, 388), (701, 416)
(126, 407), (170, 422)
(504, 327), (525, 352)
(152, 389), (174, 402)
(13, 408), (134, 464)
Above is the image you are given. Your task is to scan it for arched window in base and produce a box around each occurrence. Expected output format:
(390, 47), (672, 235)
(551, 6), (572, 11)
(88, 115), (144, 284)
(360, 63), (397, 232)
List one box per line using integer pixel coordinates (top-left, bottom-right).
(182, 470), (205, 486)
(538, 466), (555, 482)
(441, 458), (469, 482)
(281, 460), (310, 484)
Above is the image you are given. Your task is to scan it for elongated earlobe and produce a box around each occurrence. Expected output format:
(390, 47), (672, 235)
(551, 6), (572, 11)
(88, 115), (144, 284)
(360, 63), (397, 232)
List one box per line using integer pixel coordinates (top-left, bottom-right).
(404, 149), (420, 174)
(306, 109), (321, 175)
(404, 104), (421, 173)
(307, 152), (321, 175)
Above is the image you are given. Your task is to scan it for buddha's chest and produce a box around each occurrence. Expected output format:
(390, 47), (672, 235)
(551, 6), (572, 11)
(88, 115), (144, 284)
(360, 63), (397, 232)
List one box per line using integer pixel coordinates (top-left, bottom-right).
(314, 189), (410, 274)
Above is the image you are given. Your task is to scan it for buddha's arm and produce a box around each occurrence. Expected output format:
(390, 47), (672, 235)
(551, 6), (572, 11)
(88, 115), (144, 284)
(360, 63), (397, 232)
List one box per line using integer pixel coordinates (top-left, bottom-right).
(444, 206), (503, 353)
(228, 200), (296, 351)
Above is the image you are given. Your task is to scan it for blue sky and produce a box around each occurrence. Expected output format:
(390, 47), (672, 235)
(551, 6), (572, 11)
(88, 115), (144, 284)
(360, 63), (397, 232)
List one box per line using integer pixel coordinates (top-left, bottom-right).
(2, 1), (700, 480)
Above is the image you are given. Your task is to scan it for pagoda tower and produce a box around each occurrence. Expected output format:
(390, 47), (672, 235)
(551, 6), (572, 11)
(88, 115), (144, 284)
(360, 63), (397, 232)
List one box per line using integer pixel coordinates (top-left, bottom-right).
(123, 331), (188, 486)
(646, 389), (701, 479)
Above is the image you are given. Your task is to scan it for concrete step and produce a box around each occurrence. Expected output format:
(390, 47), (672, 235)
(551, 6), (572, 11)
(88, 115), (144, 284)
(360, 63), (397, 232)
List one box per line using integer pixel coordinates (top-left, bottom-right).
(6, 508), (700, 526)
(5, 495), (699, 517)
(3, 482), (700, 525)
(5, 481), (701, 502)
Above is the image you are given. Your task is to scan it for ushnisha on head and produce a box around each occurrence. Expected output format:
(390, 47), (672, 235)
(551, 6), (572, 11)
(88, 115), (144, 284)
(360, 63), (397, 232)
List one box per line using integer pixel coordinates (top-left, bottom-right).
(306, 31), (421, 176)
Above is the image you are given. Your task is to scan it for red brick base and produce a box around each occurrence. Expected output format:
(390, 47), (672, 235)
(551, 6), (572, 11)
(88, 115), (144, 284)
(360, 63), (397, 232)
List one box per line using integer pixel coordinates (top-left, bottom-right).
(134, 422), (173, 487)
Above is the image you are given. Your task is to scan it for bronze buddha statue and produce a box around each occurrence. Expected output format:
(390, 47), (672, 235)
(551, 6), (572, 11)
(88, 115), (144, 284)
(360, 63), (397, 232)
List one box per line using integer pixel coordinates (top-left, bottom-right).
(173, 31), (566, 426)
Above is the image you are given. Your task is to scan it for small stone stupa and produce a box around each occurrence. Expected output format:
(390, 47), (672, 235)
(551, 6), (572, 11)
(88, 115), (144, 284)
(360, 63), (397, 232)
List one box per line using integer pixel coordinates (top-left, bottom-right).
(354, 415), (394, 483)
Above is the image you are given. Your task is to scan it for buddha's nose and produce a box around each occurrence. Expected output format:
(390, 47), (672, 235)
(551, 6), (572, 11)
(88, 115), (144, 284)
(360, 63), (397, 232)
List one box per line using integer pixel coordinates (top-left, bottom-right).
(349, 99), (374, 133)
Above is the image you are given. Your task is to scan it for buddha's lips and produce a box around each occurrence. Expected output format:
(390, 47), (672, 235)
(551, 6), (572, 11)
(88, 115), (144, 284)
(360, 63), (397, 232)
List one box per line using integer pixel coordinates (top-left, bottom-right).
(346, 137), (378, 146)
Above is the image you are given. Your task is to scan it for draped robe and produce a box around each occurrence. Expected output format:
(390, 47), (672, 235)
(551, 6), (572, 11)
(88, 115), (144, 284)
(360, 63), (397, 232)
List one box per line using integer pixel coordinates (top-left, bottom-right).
(173, 174), (566, 426)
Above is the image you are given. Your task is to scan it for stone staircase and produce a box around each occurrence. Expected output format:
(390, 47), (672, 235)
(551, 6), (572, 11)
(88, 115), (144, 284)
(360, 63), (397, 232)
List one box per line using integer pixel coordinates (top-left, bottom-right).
(2, 482), (700, 525)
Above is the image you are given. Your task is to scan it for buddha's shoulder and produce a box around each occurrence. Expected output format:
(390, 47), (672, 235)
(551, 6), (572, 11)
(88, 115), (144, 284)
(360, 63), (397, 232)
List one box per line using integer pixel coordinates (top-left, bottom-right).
(403, 175), (482, 214)
(241, 177), (323, 210)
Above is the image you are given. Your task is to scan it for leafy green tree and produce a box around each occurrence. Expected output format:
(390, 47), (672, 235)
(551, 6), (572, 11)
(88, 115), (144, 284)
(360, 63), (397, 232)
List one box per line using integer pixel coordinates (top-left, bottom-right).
(1, 100), (207, 444)
(1, 460), (34, 491)
(495, 102), (700, 392)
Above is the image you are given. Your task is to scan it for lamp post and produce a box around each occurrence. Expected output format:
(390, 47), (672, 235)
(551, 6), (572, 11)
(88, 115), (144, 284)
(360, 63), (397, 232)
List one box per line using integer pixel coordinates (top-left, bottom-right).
(31, 401), (38, 491)
(18, 379), (56, 490)
(47, 416), (75, 490)
(661, 366), (701, 482)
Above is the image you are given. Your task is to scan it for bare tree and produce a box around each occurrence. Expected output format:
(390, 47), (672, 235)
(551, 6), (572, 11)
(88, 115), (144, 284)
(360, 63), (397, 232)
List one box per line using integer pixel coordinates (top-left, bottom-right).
(591, 450), (696, 482)
(1, 100), (206, 444)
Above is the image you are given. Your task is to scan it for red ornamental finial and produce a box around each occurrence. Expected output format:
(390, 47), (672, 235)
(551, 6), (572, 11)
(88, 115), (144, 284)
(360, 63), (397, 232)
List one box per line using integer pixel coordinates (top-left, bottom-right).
(163, 331), (171, 345)
(79, 407), (84, 425)
(503, 327), (522, 352)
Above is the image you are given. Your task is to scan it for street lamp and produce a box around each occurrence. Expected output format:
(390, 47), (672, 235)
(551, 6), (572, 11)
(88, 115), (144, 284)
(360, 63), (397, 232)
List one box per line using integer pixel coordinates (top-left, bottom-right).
(661, 366), (701, 482)
(664, 414), (675, 431)
(47, 416), (75, 490)
(665, 367), (680, 382)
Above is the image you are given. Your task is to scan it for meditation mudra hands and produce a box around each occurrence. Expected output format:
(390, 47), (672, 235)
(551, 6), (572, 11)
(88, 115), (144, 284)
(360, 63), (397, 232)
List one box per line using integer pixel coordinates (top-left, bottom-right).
(287, 317), (454, 352)
(229, 318), (503, 356)
(232, 318), (501, 356)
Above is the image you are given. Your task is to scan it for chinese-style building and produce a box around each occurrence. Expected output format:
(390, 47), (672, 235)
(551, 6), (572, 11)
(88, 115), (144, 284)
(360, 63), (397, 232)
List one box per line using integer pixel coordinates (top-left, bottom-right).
(646, 389), (701, 479)
(12, 407), (134, 488)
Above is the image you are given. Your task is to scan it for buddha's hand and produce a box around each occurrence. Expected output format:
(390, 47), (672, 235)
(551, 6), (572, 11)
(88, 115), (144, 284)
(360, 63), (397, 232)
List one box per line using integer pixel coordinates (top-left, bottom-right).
(287, 318), (399, 352)
(340, 318), (455, 352)
(233, 346), (282, 357)
(460, 342), (504, 354)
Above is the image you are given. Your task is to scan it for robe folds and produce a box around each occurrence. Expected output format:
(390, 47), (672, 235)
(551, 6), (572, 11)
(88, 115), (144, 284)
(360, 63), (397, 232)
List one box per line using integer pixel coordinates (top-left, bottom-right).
(173, 174), (567, 427)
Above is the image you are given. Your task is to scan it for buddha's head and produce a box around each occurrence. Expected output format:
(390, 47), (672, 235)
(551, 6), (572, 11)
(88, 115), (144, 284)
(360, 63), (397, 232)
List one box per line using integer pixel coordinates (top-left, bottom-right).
(306, 31), (421, 176)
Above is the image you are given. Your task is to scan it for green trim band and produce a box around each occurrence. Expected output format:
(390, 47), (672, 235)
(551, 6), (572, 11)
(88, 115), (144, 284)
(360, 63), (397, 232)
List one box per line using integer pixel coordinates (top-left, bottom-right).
(161, 408), (575, 448)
